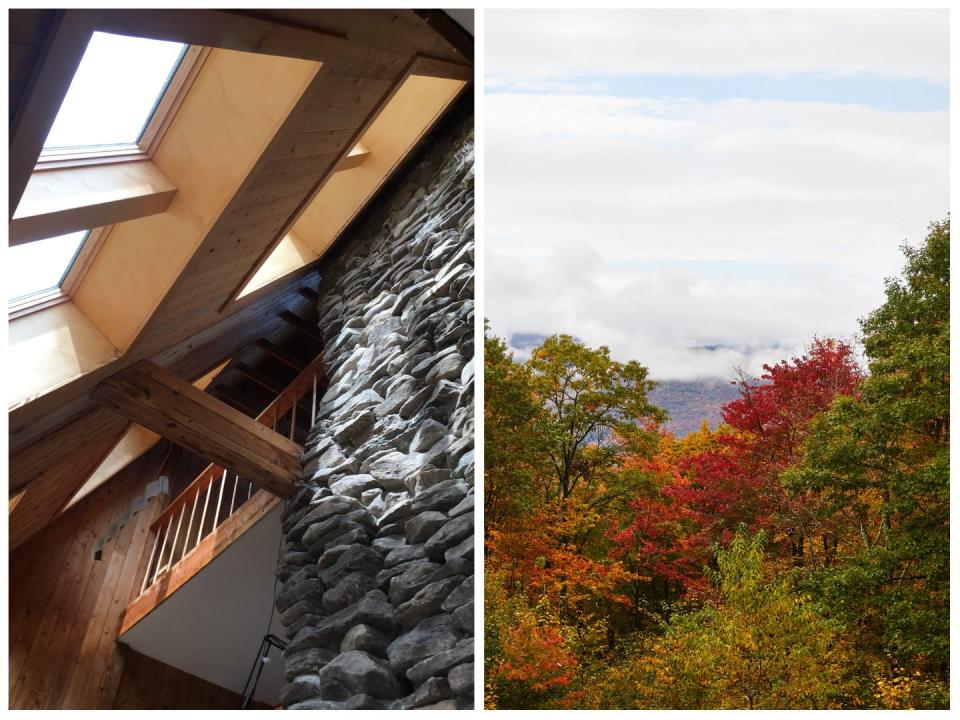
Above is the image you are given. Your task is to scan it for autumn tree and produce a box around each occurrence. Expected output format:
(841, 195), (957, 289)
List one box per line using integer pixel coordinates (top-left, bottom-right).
(786, 219), (949, 700)
(587, 528), (854, 709)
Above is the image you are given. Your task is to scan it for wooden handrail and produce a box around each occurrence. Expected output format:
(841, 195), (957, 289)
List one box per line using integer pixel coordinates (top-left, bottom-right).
(149, 352), (326, 535)
(257, 352), (327, 430)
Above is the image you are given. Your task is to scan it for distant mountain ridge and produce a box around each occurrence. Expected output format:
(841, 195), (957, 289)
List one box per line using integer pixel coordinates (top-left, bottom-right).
(506, 333), (742, 437)
(648, 378), (740, 437)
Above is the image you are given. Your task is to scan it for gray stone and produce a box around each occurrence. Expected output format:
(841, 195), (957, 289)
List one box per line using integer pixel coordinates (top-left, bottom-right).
(392, 677), (453, 709)
(331, 409), (376, 446)
(424, 512), (474, 561)
(318, 545), (383, 587)
(406, 638), (474, 685)
(284, 647), (337, 681)
(396, 575), (465, 629)
(277, 105), (474, 707)
(316, 651), (405, 700)
(448, 662), (473, 697)
(385, 543), (427, 568)
(340, 623), (390, 657)
(447, 491), (474, 518)
(322, 571), (376, 613)
(425, 353), (465, 385)
(403, 465), (451, 495)
(441, 576), (474, 613)
(387, 558), (441, 602)
(405, 511), (448, 544)
(288, 495), (365, 542)
(444, 534), (474, 563)
(328, 473), (380, 498)
(387, 615), (460, 674)
(410, 479), (468, 514)
(409, 419), (448, 453)
(280, 676), (323, 706)
(277, 577), (325, 613)
(452, 602), (474, 634)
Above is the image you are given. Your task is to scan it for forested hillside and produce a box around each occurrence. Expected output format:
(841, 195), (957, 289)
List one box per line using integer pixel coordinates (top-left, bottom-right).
(649, 379), (741, 436)
(484, 219), (949, 710)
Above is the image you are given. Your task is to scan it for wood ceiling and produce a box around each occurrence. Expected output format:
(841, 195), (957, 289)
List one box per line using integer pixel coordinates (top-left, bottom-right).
(8, 9), (473, 548)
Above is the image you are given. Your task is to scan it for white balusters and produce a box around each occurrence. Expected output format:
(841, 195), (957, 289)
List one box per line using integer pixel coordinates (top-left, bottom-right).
(140, 529), (161, 594)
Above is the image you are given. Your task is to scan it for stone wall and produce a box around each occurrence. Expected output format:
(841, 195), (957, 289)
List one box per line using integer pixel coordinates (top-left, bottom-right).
(275, 98), (474, 710)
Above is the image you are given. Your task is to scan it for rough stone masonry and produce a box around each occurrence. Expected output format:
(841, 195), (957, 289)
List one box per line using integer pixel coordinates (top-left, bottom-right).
(275, 99), (474, 710)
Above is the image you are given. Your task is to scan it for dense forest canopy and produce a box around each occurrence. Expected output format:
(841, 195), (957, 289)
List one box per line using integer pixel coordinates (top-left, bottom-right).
(484, 219), (949, 710)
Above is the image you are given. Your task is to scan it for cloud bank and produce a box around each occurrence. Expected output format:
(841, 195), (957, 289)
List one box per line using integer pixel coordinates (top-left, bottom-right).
(485, 10), (949, 380)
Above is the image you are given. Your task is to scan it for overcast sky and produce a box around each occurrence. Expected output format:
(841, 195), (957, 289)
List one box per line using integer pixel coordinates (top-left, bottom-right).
(485, 10), (949, 380)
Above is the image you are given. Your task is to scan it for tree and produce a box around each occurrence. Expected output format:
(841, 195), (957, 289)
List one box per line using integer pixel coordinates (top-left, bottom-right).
(527, 334), (665, 504)
(785, 219), (949, 693)
(590, 528), (854, 709)
(484, 330), (549, 525)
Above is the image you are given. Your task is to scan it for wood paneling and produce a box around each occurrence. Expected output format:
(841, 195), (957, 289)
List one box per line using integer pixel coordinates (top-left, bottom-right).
(9, 443), (249, 709)
(94, 361), (300, 498)
(9, 407), (128, 550)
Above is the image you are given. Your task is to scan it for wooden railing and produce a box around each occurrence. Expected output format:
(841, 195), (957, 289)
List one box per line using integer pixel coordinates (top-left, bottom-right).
(137, 354), (326, 597)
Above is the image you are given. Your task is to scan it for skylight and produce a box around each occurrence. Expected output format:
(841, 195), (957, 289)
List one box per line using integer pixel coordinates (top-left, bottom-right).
(7, 230), (89, 302)
(42, 32), (187, 153)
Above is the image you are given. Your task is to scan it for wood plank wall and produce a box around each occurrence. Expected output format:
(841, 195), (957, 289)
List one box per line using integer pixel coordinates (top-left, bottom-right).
(8, 440), (249, 709)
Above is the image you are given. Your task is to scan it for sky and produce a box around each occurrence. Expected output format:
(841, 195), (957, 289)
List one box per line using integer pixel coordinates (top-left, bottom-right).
(485, 9), (949, 380)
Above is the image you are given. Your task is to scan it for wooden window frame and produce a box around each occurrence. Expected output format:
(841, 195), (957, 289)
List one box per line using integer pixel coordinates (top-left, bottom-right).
(10, 47), (209, 319)
(33, 45), (208, 172)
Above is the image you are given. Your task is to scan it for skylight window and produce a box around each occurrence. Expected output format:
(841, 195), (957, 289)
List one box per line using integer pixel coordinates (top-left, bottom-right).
(42, 32), (187, 153)
(7, 230), (89, 302)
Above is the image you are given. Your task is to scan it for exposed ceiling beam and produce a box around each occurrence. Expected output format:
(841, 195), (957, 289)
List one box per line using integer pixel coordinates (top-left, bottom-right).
(255, 338), (306, 372)
(11, 160), (177, 246)
(96, 9), (346, 62)
(93, 361), (299, 498)
(232, 362), (285, 395)
(279, 310), (324, 342)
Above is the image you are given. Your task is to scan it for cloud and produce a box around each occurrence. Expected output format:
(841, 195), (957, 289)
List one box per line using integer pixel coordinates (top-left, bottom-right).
(484, 92), (948, 379)
(486, 10), (949, 86)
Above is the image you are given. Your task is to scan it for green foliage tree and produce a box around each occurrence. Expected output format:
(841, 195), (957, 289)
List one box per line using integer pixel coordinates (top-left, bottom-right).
(586, 527), (853, 709)
(785, 218), (949, 692)
(527, 334), (665, 503)
(484, 330), (550, 525)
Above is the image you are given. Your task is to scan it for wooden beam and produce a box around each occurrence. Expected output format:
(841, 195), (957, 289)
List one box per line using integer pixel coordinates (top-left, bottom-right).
(231, 361), (285, 394)
(279, 310), (324, 341)
(334, 141), (371, 172)
(210, 387), (261, 418)
(297, 286), (321, 304)
(256, 338), (305, 371)
(414, 10), (474, 63)
(93, 360), (299, 498)
(96, 9), (345, 63)
(9, 9), (101, 218)
(11, 160), (177, 246)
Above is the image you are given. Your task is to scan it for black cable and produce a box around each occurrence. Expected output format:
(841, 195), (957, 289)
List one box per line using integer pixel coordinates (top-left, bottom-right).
(240, 498), (289, 708)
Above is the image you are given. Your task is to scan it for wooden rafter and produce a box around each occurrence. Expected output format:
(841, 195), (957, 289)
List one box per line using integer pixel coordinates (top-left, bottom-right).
(9, 9), (100, 218)
(96, 9), (346, 62)
(93, 361), (299, 498)
(255, 338), (306, 371)
(278, 310), (324, 342)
